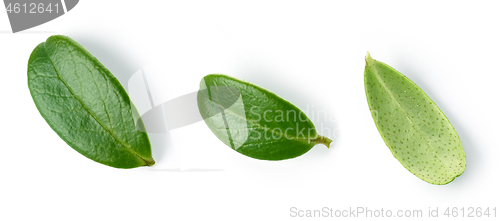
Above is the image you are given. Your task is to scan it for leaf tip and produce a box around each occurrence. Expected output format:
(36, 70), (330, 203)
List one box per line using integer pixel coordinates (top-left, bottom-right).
(144, 158), (155, 167)
(365, 51), (375, 66)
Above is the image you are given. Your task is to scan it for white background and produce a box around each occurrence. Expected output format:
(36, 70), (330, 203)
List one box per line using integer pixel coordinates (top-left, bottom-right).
(1, 1), (499, 220)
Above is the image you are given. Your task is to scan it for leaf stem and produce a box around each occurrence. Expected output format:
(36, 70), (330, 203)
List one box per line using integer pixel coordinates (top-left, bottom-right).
(312, 135), (333, 148)
(144, 159), (156, 167)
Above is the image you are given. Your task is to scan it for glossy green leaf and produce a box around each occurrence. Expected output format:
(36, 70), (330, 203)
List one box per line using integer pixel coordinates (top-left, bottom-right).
(364, 52), (466, 184)
(28, 35), (154, 168)
(197, 74), (332, 160)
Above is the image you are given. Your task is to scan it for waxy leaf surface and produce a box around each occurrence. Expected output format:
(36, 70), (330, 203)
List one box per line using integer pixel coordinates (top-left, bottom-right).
(28, 35), (154, 168)
(197, 74), (331, 160)
(364, 53), (465, 184)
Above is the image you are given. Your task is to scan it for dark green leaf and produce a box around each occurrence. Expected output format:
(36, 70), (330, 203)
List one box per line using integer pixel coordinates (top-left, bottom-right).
(197, 74), (332, 160)
(364, 52), (466, 184)
(28, 35), (154, 168)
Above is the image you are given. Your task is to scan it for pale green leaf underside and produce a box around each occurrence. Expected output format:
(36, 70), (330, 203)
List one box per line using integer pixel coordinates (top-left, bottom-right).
(28, 35), (154, 168)
(364, 52), (466, 185)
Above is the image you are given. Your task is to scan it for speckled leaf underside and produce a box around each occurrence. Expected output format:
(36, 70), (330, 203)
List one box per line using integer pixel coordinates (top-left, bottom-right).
(28, 35), (154, 168)
(364, 53), (466, 185)
(197, 74), (331, 160)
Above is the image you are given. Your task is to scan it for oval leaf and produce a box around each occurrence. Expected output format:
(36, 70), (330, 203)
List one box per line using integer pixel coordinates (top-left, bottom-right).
(197, 74), (332, 160)
(28, 35), (154, 168)
(364, 52), (466, 184)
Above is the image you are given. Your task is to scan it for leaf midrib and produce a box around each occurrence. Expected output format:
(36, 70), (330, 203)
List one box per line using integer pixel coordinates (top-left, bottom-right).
(44, 42), (152, 165)
(369, 62), (454, 180)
